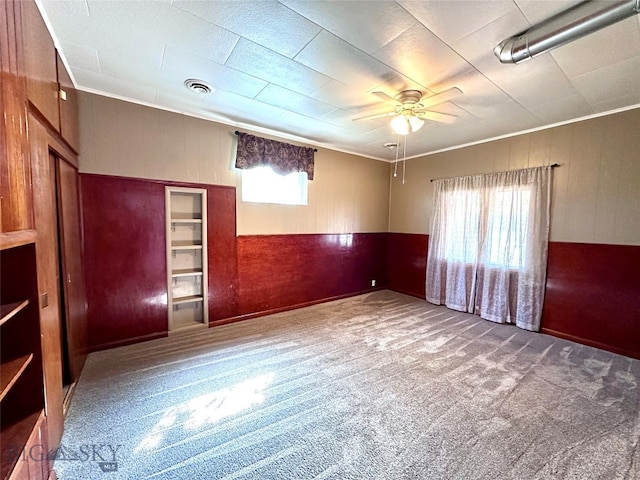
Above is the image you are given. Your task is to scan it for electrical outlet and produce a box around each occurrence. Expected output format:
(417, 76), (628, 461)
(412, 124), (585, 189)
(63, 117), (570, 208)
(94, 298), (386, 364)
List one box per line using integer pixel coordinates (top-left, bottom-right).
(371, 279), (376, 287)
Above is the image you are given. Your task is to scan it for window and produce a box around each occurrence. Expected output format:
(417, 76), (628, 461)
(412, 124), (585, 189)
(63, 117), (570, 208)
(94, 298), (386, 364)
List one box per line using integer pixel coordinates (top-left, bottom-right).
(426, 166), (551, 331)
(241, 166), (308, 205)
(437, 187), (532, 269)
(440, 190), (480, 263)
(485, 187), (531, 268)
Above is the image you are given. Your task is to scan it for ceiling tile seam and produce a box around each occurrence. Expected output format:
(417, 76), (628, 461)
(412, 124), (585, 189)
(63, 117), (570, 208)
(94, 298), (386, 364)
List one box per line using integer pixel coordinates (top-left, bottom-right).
(372, 17), (418, 54)
(95, 49), (102, 74)
(446, 38), (548, 125)
(222, 36), (242, 66)
(252, 83), (270, 101)
(254, 83), (348, 116)
(290, 25), (431, 96)
(172, 2), (322, 62)
(158, 46), (269, 100)
(392, 0), (536, 120)
(569, 50), (640, 83)
(168, 4), (243, 67)
(159, 44), (167, 71)
(225, 36), (336, 92)
(512, 0), (533, 26)
(399, 2), (544, 118)
(277, 1), (327, 59)
(546, 46), (593, 111)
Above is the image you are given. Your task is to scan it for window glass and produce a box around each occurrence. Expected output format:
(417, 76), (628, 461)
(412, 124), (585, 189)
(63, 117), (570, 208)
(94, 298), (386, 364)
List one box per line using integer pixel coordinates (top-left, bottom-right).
(241, 166), (308, 206)
(485, 188), (531, 268)
(439, 186), (532, 269)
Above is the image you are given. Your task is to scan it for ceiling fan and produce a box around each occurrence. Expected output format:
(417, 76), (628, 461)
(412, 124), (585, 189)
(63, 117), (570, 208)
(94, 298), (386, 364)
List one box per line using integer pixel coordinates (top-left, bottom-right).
(353, 87), (462, 135)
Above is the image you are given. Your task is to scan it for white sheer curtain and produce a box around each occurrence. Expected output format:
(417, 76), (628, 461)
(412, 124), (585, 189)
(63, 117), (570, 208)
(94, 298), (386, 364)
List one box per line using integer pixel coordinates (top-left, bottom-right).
(425, 166), (551, 331)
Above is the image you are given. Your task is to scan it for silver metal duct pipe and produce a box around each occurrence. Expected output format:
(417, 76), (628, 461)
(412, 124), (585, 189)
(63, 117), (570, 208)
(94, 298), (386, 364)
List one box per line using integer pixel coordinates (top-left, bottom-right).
(494, 0), (640, 63)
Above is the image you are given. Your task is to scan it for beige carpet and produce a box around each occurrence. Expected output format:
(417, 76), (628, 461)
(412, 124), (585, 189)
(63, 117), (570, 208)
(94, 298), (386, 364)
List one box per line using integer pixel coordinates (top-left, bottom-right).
(54, 291), (640, 479)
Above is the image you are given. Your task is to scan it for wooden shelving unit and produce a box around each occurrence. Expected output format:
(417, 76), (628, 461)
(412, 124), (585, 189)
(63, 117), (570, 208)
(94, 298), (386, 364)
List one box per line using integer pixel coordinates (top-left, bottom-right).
(165, 187), (209, 332)
(0, 240), (45, 480)
(0, 301), (29, 327)
(0, 354), (34, 402)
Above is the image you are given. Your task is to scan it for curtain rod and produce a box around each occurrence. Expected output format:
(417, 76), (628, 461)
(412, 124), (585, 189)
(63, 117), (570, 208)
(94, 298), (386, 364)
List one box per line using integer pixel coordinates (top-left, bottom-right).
(429, 163), (559, 182)
(234, 131), (318, 152)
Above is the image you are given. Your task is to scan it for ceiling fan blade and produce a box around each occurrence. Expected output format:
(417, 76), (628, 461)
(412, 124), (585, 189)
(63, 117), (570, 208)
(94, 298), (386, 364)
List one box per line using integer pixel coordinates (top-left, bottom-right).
(352, 110), (398, 122)
(418, 87), (462, 109)
(371, 91), (401, 106)
(416, 110), (457, 124)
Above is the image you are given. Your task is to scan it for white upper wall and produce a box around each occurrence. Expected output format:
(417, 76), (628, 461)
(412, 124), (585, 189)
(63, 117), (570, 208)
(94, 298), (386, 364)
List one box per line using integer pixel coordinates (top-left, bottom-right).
(78, 92), (390, 235)
(389, 108), (640, 245)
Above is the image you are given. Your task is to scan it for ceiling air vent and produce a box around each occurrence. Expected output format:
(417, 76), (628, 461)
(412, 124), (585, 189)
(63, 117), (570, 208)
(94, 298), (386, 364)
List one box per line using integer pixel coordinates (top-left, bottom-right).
(184, 79), (214, 95)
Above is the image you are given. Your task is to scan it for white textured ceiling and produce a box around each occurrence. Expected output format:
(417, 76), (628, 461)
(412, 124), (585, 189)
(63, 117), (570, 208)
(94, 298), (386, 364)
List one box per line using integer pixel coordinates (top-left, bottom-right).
(39, 0), (640, 160)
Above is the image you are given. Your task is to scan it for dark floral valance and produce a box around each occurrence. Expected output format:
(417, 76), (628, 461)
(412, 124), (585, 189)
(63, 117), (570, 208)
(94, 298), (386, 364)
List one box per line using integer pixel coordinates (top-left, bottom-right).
(235, 132), (315, 180)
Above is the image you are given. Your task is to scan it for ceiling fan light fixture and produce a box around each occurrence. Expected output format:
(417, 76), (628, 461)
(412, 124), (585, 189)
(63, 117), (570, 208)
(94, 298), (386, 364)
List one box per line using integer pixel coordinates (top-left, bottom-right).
(390, 113), (424, 135)
(390, 114), (411, 135)
(408, 115), (424, 132)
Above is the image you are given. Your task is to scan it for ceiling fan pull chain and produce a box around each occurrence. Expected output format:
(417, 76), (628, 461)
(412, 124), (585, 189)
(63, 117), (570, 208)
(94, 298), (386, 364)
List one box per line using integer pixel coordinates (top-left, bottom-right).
(403, 135), (407, 185)
(393, 133), (400, 178)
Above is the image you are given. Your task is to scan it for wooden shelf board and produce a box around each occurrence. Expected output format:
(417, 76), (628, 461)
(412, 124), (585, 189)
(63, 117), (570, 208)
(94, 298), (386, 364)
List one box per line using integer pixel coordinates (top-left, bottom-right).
(171, 244), (203, 250)
(0, 300), (29, 327)
(0, 230), (36, 251)
(172, 295), (204, 305)
(1, 410), (41, 480)
(171, 269), (203, 278)
(0, 354), (34, 402)
(170, 218), (202, 224)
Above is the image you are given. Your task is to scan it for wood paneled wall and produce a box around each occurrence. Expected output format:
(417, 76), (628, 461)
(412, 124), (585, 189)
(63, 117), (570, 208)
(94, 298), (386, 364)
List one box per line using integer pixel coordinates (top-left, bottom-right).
(80, 174), (387, 350)
(0, 0), (32, 233)
(542, 242), (640, 359)
(386, 233), (428, 299)
(81, 174), (174, 350)
(386, 233), (640, 359)
(233, 233), (386, 321)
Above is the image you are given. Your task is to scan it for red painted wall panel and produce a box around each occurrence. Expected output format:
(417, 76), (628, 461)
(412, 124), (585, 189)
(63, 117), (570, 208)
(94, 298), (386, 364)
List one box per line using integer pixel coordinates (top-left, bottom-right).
(81, 175), (167, 350)
(81, 174), (387, 349)
(81, 174), (238, 350)
(236, 233), (387, 316)
(541, 242), (640, 359)
(206, 187), (238, 321)
(387, 233), (428, 299)
(386, 233), (640, 359)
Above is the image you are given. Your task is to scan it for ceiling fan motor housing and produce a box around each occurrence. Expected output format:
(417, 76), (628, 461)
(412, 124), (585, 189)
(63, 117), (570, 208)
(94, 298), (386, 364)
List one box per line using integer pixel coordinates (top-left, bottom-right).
(394, 90), (423, 105)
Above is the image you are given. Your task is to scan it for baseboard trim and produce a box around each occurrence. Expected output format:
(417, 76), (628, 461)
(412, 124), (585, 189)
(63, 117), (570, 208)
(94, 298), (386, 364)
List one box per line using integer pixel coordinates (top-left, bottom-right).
(210, 288), (383, 327)
(89, 331), (168, 352)
(388, 287), (426, 300)
(541, 327), (639, 360)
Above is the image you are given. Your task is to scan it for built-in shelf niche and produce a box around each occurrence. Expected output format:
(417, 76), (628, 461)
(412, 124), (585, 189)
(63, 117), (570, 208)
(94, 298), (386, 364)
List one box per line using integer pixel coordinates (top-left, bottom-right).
(165, 187), (208, 332)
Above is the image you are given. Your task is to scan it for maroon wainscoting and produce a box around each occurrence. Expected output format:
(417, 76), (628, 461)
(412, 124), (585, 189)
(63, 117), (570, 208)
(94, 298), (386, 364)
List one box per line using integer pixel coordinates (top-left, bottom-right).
(81, 174), (387, 349)
(386, 234), (640, 359)
(81, 175), (167, 350)
(81, 174), (237, 351)
(541, 242), (640, 359)
(387, 233), (428, 299)
(206, 186), (238, 322)
(231, 233), (387, 320)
